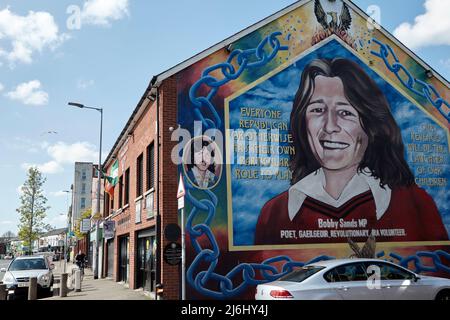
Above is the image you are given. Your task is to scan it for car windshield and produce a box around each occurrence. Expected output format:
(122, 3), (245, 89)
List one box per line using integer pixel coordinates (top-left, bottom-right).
(278, 266), (325, 282)
(9, 258), (47, 271)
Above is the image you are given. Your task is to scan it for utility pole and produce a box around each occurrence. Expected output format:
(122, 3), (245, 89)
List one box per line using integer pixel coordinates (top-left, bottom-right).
(68, 102), (103, 279)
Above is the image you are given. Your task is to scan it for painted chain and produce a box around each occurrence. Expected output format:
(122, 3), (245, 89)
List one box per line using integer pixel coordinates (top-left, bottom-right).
(185, 33), (450, 299)
(188, 31), (289, 130)
(370, 38), (450, 121)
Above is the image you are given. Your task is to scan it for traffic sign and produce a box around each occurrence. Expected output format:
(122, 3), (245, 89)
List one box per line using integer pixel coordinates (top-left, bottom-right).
(177, 174), (185, 199)
(80, 219), (91, 233)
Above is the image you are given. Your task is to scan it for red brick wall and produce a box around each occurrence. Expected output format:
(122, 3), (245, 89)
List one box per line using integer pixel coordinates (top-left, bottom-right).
(101, 77), (180, 299)
(159, 76), (180, 300)
(103, 97), (158, 289)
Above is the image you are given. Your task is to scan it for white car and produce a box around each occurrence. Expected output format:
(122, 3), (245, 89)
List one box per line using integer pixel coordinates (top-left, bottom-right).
(1, 255), (54, 299)
(255, 258), (450, 300)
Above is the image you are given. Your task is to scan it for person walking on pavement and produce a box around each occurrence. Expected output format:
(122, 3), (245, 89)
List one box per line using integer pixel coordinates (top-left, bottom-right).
(75, 251), (86, 275)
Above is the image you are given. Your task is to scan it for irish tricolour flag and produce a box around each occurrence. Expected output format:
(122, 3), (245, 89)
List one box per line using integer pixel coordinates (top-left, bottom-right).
(105, 160), (119, 199)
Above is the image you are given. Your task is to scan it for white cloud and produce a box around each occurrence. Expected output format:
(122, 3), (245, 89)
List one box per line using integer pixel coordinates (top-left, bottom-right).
(0, 8), (68, 66)
(81, 0), (129, 26)
(77, 79), (95, 89)
(49, 191), (69, 197)
(393, 0), (450, 49)
(39, 161), (64, 174)
(6, 80), (49, 106)
(17, 184), (24, 195)
(22, 141), (99, 175)
(0, 220), (13, 225)
(0, 83), (4, 92)
(21, 162), (62, 174)
(46, 214), (67, 227)
(47, 141), (98, 164)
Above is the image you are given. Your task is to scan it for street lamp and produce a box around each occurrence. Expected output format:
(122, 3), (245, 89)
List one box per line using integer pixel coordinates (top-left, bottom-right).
(68, 101), (103, 280)
(61, 190), (72, 273)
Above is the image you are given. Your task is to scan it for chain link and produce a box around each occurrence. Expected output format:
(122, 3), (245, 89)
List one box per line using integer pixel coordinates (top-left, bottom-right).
(184, 32), (450, 299)
(188, 31), (288, 130)
(370, 38), (450, 121)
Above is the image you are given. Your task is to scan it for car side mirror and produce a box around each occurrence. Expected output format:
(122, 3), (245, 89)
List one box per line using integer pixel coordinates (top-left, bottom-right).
(414, 275), (421, 282)
(0, 268), (6, 273)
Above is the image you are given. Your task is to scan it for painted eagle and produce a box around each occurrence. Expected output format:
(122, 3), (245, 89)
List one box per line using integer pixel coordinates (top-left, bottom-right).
(314, 0), (352, 33)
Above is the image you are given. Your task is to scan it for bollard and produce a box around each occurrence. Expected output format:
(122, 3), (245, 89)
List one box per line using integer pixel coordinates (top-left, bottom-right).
(28, 277), (37, 300)
(0, 284), (7, 300)
(75, 270), (81, 292)
(60, 273), (68, 297)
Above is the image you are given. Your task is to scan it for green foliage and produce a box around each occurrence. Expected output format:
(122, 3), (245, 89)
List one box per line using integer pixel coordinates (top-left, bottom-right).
(16, 167), (50, 253)
(74, 208), (92, 239)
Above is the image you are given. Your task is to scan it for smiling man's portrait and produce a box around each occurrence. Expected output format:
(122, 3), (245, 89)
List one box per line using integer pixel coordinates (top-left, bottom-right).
(254, 58), (448, 245)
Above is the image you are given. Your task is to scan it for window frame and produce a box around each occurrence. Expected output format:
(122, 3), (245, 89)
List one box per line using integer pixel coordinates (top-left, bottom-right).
(363, 261), (416, 281)
(124, 168), (130, 206)
(323, 262), (369, 283)
(118, 175), (123, 208)
(136, 153), (144, 198)
(146, 142), (155, 191)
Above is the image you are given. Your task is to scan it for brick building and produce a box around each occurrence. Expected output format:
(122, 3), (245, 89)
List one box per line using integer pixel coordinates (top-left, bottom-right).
(101, 77), (179, 299)
(99, 0), (450, 300)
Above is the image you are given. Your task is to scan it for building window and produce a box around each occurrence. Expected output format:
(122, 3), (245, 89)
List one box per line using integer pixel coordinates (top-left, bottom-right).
(136, 153), (143, 198)
(93, 165), (99, 178)
(135, 199), (142, 224)
(146, 191), (154, 219)
(81, 170), (87, 180)
(81, 183), (86, 194)
(146, 142), (154, 191)
(104, 192), (110, 217)
(81, 197), (86, 209)
(124, 168), (130, 206)
(118, 175), (123, 208)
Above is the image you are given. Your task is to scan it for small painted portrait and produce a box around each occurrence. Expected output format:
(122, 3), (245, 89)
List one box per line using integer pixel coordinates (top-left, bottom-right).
(255, 58), (448, 245)
(183, 136), (221, 189)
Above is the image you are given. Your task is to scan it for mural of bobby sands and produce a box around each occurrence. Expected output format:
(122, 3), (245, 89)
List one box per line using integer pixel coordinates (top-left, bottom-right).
(254, 58), (448, 245)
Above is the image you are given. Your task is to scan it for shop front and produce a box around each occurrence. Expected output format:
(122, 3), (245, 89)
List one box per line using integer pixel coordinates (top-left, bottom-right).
(136, 228), (156, 292)
(118, 235), (129, 283)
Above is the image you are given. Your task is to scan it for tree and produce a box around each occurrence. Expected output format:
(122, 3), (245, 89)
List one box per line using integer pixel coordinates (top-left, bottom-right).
(2, 231), (16, 239)
(17, 167), (50, 254)
(74, 208), (92, 239)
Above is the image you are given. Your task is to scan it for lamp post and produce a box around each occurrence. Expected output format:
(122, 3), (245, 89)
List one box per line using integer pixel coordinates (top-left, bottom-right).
(62, 190), (72, 273)
(68, 102), (103, 280)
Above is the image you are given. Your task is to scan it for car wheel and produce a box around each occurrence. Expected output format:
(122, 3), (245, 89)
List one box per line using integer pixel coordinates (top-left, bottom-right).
(435, 290), (450, 301)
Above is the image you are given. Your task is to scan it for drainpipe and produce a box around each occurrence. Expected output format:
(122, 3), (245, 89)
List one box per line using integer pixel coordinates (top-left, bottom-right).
(151, 76), (162, 300)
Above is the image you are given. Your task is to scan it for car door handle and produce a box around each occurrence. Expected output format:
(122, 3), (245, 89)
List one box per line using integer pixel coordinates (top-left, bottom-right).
(381, 285), (391, 289)
(338, 286), (349, 291)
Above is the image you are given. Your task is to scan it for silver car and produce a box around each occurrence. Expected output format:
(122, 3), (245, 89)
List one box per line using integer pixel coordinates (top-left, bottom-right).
(1, 255), (54, 299)
(255, 258), (450, 300)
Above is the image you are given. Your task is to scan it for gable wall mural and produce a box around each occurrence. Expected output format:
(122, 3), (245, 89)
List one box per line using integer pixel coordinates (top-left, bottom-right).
(176, 0), (450, 299)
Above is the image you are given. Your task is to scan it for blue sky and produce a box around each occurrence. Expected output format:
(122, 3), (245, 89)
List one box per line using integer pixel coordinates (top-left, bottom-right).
(0, 0), (449, 236)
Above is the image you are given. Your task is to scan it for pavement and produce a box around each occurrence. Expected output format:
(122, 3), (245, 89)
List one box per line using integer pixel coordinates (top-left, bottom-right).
(43, 261), (153, 300)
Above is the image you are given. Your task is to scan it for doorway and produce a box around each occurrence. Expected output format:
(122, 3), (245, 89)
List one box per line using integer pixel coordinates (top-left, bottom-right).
(136, 229), (155, 292)
(106, 239), (114, 278)
(118, 236), (129, 283)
